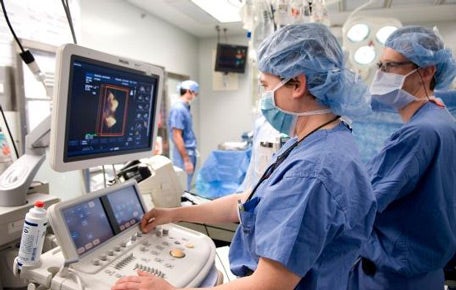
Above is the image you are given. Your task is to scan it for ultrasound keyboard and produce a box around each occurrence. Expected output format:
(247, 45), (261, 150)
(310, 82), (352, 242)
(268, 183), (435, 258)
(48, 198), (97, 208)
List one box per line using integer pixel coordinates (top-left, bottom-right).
(19, 180), (217, 289)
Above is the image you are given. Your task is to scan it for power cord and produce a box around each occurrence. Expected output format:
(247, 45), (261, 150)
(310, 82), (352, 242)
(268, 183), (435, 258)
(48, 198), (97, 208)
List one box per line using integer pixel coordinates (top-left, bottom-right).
(0, 0), (46, 84)
(60, 0), (77, 44)
(58, 259), (85, 290)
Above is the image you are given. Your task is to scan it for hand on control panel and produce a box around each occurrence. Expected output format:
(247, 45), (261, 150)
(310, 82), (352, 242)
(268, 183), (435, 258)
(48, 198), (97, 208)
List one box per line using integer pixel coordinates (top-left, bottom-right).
(140, 208), (175, 234)
(111, 270), (176, 290)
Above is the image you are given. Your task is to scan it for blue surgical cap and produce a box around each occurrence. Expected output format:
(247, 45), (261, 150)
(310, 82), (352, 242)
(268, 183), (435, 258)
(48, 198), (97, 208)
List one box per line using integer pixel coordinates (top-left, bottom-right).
(179, 80), (200, 93)
(385, 25), (456, 90)
(257, 23), (371, 117)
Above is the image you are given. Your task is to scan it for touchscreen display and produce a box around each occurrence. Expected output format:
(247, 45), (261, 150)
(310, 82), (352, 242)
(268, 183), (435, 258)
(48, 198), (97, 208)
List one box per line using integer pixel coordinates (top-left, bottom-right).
(105, 186), (144, 232)
(62, 198), (114, 256)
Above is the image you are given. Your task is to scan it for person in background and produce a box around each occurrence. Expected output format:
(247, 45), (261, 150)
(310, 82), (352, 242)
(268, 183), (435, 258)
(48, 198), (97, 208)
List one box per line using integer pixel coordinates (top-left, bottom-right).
(168, 80), (199, 190)
(112, 23), (376, 290)
(348, 25), (456, 290)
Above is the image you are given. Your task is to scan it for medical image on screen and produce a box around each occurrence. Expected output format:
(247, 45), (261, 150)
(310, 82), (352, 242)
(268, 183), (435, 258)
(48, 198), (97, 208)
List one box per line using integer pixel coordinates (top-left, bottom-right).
(105, 186), (144, 233)
(62, 198), (114, 256)
(97, 85), (129, 136)
(63, 56), (158, 162)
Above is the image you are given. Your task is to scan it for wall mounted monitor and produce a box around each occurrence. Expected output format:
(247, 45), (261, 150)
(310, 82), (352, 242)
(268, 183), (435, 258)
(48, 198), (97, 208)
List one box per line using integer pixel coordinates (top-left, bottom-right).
(50, 44), (164, 172)
(214, 43), (248, 74)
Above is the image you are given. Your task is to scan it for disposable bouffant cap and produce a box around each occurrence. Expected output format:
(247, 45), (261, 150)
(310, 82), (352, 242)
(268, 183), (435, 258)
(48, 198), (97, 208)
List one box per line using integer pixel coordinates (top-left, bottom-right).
(257, 23), (371, 117)
(385, 25), (456, 90)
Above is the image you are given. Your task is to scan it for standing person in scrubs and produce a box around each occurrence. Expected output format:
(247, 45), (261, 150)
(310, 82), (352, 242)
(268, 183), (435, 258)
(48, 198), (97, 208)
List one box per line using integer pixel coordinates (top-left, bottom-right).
(112, 23), (376, 290)
(168, 80), (199, 190)
(349, 26), (456, 290)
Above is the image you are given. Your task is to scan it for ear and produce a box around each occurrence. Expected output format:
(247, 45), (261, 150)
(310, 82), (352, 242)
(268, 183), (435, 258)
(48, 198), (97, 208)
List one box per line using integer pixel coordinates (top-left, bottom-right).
(291, 74), (308, 99)
(418, 65), (437, 84)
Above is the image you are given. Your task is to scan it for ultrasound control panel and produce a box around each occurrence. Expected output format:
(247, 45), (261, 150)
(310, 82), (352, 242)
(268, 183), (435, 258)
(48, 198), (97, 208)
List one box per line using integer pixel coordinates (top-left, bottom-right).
(27, 180), (217, 289)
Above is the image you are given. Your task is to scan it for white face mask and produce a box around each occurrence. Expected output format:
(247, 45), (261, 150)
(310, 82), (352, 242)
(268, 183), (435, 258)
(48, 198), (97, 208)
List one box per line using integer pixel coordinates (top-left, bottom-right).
(370, 69), (425, 111)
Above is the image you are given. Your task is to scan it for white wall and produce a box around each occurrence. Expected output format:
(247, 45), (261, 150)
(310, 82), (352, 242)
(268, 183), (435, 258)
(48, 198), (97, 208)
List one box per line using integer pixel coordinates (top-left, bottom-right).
(80, 0), (199, 77)
(196, 35), (254, 164)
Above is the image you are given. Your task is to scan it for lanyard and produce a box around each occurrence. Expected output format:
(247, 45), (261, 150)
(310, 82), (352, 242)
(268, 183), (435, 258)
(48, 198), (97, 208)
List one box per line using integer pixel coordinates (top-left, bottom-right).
(245, 115), (341, 203)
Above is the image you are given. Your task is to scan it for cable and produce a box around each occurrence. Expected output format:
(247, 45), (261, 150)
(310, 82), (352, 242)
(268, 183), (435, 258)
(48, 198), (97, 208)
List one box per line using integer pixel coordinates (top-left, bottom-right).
(61, 0), (78, 44)
(0, 0), (46, 84)
(0, 0), (25, 52)
(58, 261), (85, 290)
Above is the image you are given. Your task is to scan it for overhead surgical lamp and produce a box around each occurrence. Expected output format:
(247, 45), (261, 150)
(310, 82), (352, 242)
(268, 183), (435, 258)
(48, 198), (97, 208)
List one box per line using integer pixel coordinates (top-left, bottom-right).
(343, 16), (402, 81)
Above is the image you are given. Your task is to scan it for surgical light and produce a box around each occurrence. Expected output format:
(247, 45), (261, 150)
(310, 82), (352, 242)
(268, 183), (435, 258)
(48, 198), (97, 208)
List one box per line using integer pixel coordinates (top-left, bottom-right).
(354, 46), (376, 65)
(376, 25), (399, 44)
(347, 23), (369, 42)
(342, 16), (402, 80)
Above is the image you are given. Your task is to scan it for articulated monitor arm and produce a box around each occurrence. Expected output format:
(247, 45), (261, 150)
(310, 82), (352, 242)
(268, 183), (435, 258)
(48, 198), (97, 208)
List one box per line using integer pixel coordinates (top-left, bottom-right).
(0, 116), (51, 206)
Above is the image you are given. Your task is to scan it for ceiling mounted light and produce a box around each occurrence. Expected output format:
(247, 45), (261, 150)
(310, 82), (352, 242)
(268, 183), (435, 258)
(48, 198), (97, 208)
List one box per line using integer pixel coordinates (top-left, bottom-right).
(376, 25), (399, 44)
(347, 23), (369, 42)
(191, 0), (242, 23)
(354, 46), (376, 65)
(342, 17), (402, 81)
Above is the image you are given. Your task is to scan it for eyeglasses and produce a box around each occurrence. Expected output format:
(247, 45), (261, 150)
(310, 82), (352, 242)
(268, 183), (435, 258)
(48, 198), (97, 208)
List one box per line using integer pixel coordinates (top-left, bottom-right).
(376, 61), (416, 72)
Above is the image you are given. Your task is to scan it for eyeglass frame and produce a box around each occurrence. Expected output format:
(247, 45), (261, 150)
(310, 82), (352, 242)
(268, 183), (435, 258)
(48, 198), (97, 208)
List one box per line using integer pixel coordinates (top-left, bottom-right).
(376, 61), (418, 72)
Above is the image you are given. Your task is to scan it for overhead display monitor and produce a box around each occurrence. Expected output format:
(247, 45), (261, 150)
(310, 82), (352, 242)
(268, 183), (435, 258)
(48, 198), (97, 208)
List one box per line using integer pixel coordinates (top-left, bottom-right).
(50, 44), (164, 172)
(214, 43), (248, 74)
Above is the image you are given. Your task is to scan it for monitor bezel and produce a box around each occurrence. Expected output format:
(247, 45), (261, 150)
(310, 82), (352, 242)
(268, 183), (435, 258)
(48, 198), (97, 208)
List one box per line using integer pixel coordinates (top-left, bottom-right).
(49, 44), (164, 172)
(214, 43), (248, 74)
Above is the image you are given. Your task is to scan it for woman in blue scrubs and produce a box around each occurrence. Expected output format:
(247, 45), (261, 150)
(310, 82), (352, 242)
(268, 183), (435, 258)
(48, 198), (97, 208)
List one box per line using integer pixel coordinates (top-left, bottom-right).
(112, 23), (376, 290)
(348, 26), (456, 290)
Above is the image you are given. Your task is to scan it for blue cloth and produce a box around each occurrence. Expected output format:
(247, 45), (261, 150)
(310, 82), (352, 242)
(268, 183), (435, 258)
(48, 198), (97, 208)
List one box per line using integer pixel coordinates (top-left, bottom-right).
(195, 149), (251, 199)
(349, 102), (456, 289)
(167, 100), (197, 190)
(229, 123), (376, 290)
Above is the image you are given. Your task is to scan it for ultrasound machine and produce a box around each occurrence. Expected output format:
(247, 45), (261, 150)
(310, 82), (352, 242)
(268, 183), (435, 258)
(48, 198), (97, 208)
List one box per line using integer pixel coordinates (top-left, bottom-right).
(14, 44), (220, 289)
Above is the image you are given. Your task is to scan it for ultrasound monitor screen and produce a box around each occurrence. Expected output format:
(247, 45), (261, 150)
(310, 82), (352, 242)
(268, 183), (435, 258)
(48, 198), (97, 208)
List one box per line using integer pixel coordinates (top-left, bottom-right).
(64, 55), (159, 163)
(62, 197), (114, 256)
(104, 185), (144, 233)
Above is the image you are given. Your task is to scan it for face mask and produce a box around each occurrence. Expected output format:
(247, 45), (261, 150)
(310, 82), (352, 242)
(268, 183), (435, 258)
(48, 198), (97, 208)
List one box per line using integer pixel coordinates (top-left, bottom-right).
(370, 69), (421, 111)
(260, 78), (331, 136)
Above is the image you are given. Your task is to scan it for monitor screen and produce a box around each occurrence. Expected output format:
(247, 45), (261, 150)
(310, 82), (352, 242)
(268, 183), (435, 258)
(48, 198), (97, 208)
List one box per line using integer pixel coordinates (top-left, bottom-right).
(214, 43), (248, 74)
(61, 197), (114, 256)
(50, 44), (164, 172)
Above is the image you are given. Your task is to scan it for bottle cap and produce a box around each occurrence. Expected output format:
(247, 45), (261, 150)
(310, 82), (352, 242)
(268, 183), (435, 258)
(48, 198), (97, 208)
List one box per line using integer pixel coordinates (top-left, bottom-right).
(34, 200), (45, 208)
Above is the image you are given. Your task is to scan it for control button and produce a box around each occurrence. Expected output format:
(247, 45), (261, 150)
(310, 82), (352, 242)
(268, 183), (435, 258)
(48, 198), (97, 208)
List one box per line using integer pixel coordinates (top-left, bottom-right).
(137, 232), (142, 237)
(185, 243), (194, 249)
(162, 229), (169, 235)
(142, 241), (150, 246)
(100, 255), (107, 261)
(131, 235), (137, 241)
(169, 248), (185, 258)
(114, 246), (121, 252)
(140, 246), (147, 252)
(120, 242), (127, 247)
(92, 260), (100, 266)
(107, 250), (114, 256)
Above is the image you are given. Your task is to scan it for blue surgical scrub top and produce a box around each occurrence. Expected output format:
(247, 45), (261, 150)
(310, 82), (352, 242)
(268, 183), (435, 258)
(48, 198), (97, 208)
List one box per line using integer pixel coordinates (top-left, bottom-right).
(358, 102), (456, 289)
(167, 99), (197, 166)
(229, 122), (376, 290)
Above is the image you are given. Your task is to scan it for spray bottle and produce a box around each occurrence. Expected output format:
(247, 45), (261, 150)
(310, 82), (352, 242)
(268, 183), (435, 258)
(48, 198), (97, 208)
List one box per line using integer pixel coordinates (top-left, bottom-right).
(16, 200), (48, 270)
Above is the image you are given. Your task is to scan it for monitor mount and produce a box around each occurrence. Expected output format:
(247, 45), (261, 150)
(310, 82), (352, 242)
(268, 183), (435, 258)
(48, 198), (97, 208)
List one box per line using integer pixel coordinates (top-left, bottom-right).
(0, 116), (50, 206)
